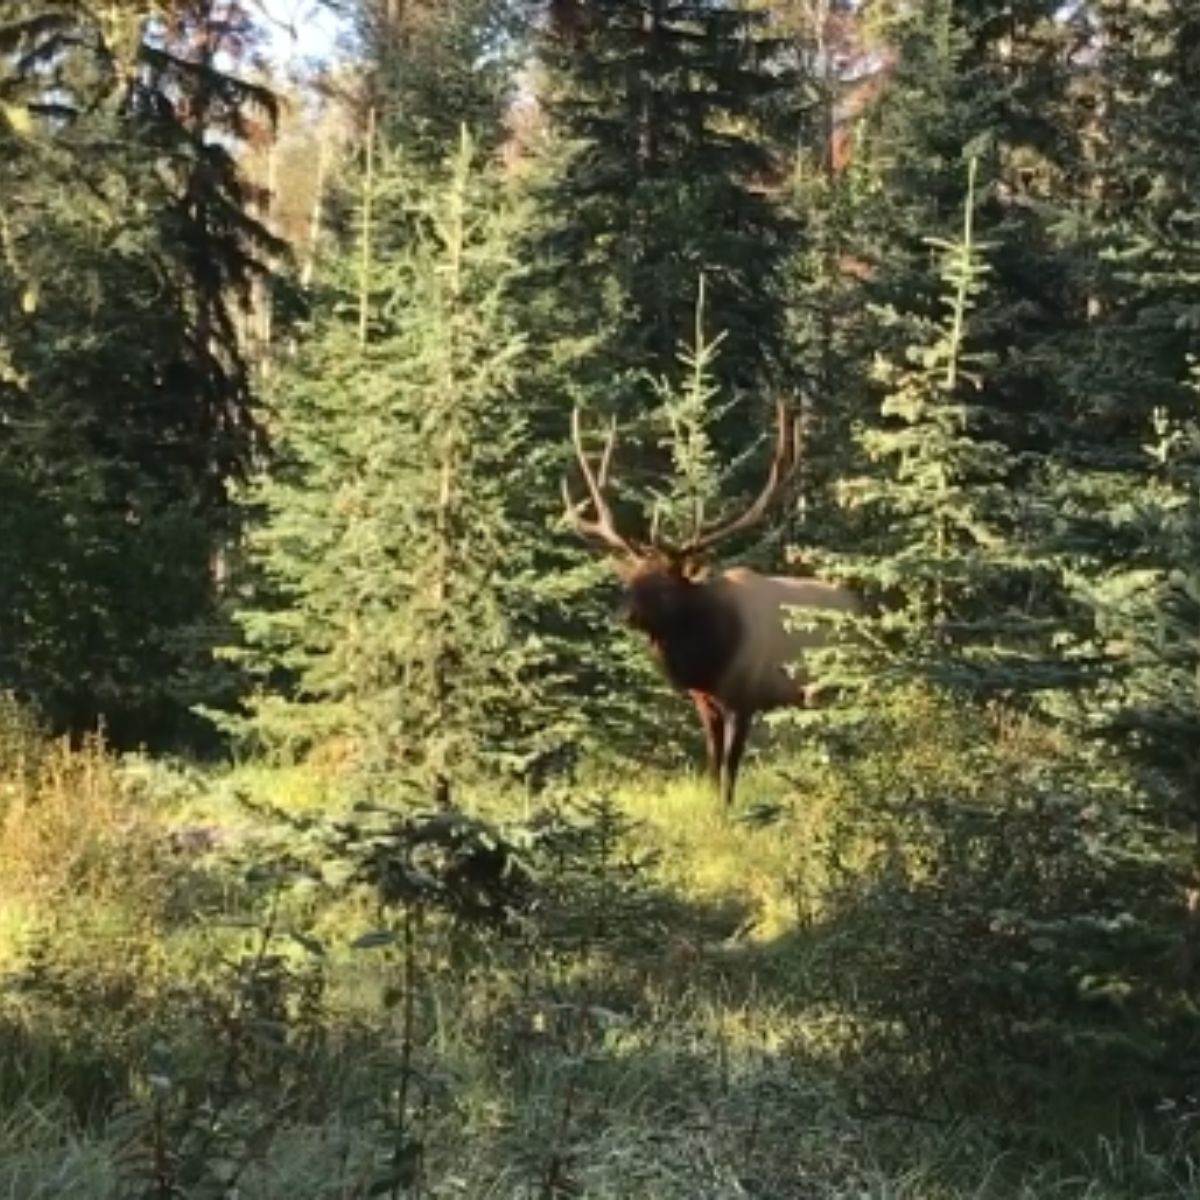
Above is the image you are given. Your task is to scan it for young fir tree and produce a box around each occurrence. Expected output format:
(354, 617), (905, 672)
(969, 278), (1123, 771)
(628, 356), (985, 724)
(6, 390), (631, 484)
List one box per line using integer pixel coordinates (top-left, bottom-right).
(796, 133), (1192, 1107)
(1049, 1), (1200, 485)
(1042, 0), (1200, 726)
(223, 129), (578, 792)
(1096, 387), (1200, 984)
(642, 274), (789, 568)
(646, 276), (733, 547)
(852, 0), (1086, 462)
(811, 158), (1068, 705)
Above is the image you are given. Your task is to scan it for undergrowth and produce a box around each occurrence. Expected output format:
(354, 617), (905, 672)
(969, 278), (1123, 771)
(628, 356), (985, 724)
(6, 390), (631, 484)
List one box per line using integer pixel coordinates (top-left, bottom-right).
(0, 689), (1197, 1197)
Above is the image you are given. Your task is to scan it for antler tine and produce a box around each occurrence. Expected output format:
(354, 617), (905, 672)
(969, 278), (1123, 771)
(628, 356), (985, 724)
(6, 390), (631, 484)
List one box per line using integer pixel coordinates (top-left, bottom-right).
(570, 407), (618, 519)
(680, 399), (802, 557)
(562, 407), (638, 556)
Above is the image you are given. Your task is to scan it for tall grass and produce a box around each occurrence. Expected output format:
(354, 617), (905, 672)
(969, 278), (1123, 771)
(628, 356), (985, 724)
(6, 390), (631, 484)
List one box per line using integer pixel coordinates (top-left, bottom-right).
(0, 690), (1196, 1197)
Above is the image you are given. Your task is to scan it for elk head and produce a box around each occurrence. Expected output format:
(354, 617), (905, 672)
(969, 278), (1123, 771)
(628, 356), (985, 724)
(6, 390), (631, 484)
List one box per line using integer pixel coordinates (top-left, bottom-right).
(561, 399), (803, 610)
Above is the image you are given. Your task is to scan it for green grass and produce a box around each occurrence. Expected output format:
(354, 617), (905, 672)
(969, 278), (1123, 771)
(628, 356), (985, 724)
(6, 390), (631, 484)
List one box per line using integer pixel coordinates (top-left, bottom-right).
(1, 697), (1197, 1197)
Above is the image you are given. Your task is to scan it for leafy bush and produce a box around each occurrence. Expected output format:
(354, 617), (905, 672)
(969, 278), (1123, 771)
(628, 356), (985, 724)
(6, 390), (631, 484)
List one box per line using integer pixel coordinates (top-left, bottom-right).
(793, 686), (1195, 1126)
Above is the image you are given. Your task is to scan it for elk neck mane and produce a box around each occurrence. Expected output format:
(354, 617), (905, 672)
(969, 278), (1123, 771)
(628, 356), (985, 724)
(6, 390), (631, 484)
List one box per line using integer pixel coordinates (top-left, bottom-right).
(621, 560), (743, 695)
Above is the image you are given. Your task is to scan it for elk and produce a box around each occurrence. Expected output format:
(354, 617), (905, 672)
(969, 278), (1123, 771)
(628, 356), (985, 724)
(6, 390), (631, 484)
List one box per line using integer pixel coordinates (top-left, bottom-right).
(563, 401), (862, 808)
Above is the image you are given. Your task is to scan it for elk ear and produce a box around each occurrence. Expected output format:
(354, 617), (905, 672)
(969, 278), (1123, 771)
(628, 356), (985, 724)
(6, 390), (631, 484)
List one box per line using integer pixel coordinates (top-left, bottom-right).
(681, 556), (711, 582)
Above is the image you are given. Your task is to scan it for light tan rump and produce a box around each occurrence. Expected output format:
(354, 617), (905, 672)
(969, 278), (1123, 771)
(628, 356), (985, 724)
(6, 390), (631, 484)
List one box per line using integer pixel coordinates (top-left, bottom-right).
(712, 568), (862, 711)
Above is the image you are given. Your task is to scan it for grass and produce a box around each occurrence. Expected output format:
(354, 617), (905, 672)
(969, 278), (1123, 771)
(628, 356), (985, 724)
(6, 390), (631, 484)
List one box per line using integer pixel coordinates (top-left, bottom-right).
(0, 693), (1197, 1197)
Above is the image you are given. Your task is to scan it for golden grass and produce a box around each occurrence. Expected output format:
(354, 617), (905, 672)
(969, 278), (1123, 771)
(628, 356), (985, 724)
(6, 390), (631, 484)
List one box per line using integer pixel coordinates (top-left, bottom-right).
(0, 730), (162, 911)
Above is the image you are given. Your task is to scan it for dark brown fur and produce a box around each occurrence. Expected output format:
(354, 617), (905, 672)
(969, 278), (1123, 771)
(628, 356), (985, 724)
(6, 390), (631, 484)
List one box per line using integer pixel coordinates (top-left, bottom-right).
(618, 561), (757, 807)
(620, 562), (741, 693)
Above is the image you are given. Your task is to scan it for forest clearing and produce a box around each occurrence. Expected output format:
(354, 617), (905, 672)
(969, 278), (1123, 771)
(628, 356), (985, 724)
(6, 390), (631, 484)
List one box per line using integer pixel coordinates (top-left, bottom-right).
(3, 0), (1200, 1196)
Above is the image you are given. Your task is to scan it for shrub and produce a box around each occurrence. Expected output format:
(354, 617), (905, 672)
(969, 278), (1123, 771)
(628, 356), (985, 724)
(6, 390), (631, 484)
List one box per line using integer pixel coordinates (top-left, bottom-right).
(793, 686), (1193, 1126)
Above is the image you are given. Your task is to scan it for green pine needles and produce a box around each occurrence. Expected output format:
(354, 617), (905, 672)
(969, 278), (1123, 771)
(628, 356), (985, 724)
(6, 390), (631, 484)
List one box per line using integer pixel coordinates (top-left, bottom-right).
(811, 156), (1070, 710)
(1087, 372), (1200, 806)
(646, 275), (736, 550)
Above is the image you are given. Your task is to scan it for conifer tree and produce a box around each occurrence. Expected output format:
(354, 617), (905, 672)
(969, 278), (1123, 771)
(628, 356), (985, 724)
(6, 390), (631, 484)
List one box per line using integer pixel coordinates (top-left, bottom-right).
(852, 0), (1085, 458)
(812, 158), (1068, 705)
(225, 129), (579, 790)
(1042, 0), (1200, 725)
(1054, 1), (1200, 457)
(1071, 379), (1200, 980)
(640, 274), (793, 569)
(347, 0), (524, 166)
(0, 1), (284, 744)
(530, 0), (802, 438)
(781, 0), (884, 529)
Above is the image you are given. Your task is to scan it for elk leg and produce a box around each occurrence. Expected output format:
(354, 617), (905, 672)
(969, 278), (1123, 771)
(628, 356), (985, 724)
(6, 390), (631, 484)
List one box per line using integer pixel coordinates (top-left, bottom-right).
(721, 710), (753, 809)
(691, 692), (725, 791)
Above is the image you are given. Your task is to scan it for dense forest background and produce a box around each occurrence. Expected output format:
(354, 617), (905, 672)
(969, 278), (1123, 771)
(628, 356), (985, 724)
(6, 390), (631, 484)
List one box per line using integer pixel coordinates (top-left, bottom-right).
(4, 0), (1200, 1195)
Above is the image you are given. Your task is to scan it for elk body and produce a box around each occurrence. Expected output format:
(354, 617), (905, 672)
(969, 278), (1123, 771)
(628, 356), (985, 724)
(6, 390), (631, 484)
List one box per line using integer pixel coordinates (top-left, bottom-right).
(563, 403), (861, 808)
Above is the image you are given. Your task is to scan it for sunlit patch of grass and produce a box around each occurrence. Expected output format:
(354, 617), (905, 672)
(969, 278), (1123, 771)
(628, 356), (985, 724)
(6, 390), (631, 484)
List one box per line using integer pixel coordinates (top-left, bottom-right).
(155, 757), (353, 829)
(1, 687), (1196, 1196)
(607, 757), (850, 946)
(0, 903), (33, 972)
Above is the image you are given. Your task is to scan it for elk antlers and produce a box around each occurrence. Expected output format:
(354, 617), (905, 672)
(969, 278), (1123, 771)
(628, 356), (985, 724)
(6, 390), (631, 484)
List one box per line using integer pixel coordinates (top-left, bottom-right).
(563, 399), (802, 561)
(675, 399), (803, 557)
(561, 408), (642, 557)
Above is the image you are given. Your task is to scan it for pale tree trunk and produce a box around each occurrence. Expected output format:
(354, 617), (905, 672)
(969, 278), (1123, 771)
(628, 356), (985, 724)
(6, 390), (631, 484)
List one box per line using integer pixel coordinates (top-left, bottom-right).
(255, 137), (277, 369)
(357, 106), (376, 348)
(809, 0), (836, 522)
(301, 127), (329, 288)
(638, 2), (662, 170)
(428, 144), (466, 806)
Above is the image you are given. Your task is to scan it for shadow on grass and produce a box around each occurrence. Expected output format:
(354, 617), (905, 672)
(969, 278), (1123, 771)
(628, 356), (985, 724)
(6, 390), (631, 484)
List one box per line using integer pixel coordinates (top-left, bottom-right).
(0, 1012), (133, 1126)
(4, 774), (1199, 1199)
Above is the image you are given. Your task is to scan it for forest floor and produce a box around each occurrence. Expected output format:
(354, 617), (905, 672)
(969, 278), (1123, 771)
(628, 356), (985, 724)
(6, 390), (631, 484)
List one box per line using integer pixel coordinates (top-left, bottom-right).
(0, 709), (1197, 1198)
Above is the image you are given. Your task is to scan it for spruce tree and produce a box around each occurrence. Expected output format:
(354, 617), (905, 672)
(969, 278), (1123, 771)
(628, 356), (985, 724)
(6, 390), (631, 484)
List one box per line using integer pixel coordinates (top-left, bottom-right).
(852, 0), (1085, 458)
(1043, 0), (1200, 724)
(347, 0), (525, 165)
(781, 1), (885, 531)
(1054, 1), (1200, 457)
(812, 158), (1069, 705)
(1062, 0), (1200, 963)
(0, 1), (283, 745)
(1086, 386), (1200, 980)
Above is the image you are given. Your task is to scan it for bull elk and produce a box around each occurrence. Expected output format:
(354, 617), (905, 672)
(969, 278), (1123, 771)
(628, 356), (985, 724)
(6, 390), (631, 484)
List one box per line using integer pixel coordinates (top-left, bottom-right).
(563, 401), (861, 808)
